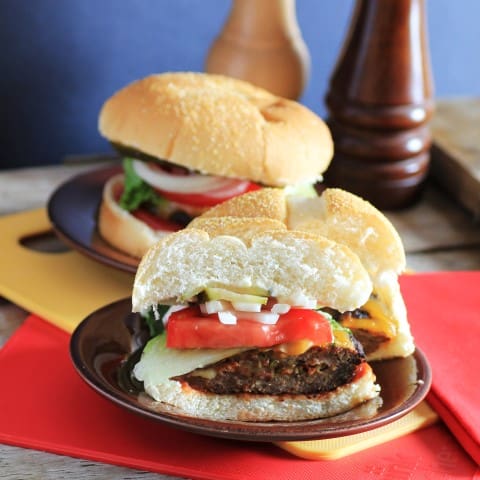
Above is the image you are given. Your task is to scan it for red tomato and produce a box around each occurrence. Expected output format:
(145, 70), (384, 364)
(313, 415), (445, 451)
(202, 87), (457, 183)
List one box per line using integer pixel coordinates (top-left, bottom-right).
(352, 361), (369, 381)
(166, 306), (333, 349)
(132, 209), (181, 232)
(156, 182), (261, 207)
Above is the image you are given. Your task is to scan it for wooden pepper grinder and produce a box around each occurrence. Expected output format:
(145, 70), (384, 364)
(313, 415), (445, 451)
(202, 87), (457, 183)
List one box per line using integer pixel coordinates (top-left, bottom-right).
(205, 0), (310, 100)
(324, 0), (434, 209)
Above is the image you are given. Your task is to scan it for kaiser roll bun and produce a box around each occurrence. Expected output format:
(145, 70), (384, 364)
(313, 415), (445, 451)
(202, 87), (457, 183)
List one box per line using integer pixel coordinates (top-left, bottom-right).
(99, 72), (333, 186)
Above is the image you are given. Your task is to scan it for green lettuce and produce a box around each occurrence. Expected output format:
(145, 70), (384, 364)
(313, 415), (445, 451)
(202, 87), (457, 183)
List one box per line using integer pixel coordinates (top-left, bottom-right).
(119, 158), (162, 211)
(143, 305), (170, 337)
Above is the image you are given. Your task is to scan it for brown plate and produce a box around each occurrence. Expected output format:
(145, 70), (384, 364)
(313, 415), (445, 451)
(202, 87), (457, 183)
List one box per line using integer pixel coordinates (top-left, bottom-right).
(70, 298), (432, 442)
(47, 165), (139, 273)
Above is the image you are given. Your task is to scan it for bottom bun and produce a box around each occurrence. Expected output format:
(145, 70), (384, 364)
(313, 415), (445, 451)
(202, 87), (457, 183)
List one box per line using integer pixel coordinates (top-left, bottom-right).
(139, 364), (380, 422)
(98, 174), (168, 258)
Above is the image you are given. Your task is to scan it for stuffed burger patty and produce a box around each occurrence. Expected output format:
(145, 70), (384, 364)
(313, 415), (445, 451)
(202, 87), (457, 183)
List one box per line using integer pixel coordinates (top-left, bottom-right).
(136, 299), (368, 397)
(97, 72), (333, 258)
(130, 227), (380, 422)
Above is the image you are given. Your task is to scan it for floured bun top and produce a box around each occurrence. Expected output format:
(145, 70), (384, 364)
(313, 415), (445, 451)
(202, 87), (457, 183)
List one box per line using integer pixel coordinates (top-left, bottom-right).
(99, 72), (333, 186)
(194, 187), (406, 279)
(132, 228), (372, 314)
(287, 188), (406, 279)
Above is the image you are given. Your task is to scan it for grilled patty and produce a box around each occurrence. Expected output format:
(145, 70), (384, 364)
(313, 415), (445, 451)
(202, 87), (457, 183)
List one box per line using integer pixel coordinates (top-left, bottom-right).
(347, 328), (390, 355)
(172, 343), (365, 395)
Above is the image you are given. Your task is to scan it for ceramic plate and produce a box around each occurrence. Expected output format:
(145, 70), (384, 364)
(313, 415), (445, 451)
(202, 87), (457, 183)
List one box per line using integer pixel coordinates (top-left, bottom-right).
(70, 298), (432, 442)
(47, 165), (139, 273)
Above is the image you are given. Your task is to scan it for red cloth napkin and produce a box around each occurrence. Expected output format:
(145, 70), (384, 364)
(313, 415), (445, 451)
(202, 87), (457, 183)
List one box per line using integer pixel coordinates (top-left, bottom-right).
(0, 272), (478, 479)
(400, 271), (480, 465)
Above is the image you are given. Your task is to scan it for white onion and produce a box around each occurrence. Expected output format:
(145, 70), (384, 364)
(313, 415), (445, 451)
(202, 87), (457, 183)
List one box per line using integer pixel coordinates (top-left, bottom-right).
(296, 300), (318, 309)
(277, 293), (317, 309)
(132, 160), (250, 195)
(218, 311), (237, 325)
(216, 310), (279, 325)
(236, 311), (279, 324)
(198, 179), (253, 199)
(200, 300), (229, 315)
(231, 302), (262, 313)
(162, 305), (188, 326)
(270, 303), (291, 314)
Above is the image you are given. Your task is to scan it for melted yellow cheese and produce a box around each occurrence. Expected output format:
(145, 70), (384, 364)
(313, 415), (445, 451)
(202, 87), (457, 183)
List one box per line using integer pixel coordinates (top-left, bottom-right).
(274, 339), (315, 356)
(332, 329), (355, 349)
(340, 295), (396, 338)
(274, 329), (356, 356)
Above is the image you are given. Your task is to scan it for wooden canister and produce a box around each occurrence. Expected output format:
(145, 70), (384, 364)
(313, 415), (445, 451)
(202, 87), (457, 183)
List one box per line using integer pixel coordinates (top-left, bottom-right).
(205, 0), (310, 100)
(324, 0), (434, 209)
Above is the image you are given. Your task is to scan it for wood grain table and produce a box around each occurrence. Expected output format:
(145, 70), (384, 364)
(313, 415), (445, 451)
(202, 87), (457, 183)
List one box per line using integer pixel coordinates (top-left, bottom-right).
(1, 160), (479, 478)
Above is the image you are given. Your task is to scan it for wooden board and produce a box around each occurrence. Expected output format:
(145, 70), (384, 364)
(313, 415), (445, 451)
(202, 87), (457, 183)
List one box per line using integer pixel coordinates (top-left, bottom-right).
(430, 97), (480, 218)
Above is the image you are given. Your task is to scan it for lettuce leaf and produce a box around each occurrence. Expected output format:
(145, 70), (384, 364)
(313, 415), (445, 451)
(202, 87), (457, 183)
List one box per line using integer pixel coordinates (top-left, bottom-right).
(143, 305), (169, 337)
(119, 158), (162, 211)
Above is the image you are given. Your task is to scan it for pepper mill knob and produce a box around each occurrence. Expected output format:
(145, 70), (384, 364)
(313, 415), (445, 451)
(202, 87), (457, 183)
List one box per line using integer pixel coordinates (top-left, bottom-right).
(205, 0), (310, 100)
(324, 0), (434, 209)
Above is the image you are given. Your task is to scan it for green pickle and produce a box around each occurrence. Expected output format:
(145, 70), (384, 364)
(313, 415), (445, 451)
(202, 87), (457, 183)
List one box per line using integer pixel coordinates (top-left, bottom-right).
(204, 287), (268, 305)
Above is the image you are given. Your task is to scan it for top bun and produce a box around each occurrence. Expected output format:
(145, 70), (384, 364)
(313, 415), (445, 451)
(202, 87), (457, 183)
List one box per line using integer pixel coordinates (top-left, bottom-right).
(99, 72), (333, 186)
(194, 187), (406, 279)
(287, 188), (406, 279)
(132, 228), (372, 314)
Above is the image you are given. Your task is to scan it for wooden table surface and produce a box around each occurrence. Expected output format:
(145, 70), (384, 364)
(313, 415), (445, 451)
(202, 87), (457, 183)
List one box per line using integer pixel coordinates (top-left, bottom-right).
(1, 162), (479, 478)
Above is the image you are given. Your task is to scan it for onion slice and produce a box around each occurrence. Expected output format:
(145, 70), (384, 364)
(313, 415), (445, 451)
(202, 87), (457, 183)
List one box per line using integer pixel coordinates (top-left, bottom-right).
(132, 160), (250, 195)
(218, 311), (237, 325)
(231, 302), (262, 313)
(235, 311), (280, 324)
(270, 304), (291, 314)
(200, 300), (229, 315)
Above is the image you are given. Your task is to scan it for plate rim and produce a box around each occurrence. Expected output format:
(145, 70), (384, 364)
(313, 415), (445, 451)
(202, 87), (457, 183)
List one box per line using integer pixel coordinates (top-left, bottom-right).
(47, 165), (139, 273)
(70, 297), (432, 442)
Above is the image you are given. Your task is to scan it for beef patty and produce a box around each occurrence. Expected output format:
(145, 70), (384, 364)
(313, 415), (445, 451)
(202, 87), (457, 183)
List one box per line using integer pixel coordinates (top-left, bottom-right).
(172, 343), (365, 395)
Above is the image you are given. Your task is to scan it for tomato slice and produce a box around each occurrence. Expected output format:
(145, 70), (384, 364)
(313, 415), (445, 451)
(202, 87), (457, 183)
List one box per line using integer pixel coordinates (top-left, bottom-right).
(132, 209), (181, 232)
(156, 182), (261, 207)
(166, 306), (333, 349)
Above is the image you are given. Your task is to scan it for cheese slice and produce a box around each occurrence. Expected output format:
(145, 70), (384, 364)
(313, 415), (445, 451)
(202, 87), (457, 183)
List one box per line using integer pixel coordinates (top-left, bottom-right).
(340, 294), (396, 338)
(274, 339), (315, 356)
(133, 333), (249, 388)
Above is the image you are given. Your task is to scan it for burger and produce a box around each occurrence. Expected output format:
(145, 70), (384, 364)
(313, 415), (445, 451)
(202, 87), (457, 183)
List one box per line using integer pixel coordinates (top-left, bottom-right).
(97, 72), (333, 258)
(130, 225), (381, 422)
(189, 187), (415, 362)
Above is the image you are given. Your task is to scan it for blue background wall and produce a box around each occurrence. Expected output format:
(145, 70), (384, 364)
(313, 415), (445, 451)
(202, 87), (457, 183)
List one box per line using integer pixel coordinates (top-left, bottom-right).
(1, 0), (479, 169)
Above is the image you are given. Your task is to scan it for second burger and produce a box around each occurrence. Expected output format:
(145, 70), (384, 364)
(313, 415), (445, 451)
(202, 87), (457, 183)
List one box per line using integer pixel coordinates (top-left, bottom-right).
(97, 72), (333, 258)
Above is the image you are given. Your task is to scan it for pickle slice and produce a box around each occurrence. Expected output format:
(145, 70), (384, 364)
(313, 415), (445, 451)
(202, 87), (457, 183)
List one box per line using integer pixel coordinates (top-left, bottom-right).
(204, 287), (268, 305)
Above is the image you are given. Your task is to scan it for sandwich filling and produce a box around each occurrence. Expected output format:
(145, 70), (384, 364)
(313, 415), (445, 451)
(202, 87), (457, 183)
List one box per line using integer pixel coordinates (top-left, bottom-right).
(115, 157), (261, 231)
(113, 156), (319, 235)
(134, 287), (370, 399)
